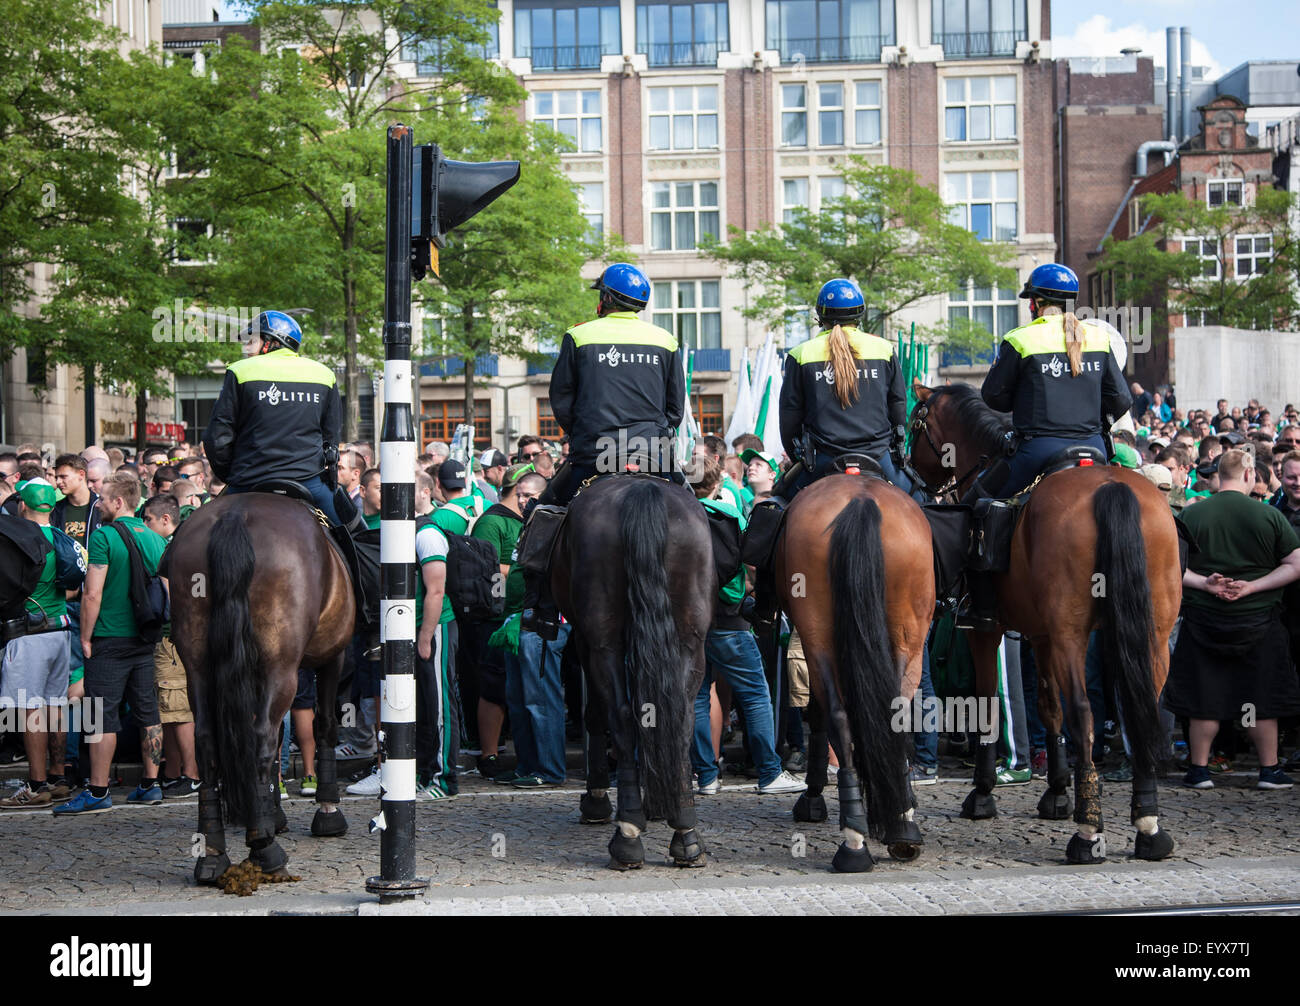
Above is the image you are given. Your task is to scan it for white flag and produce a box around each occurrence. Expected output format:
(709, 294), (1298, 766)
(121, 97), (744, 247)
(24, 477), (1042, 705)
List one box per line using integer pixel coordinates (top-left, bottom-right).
(723, 347), (754, 450)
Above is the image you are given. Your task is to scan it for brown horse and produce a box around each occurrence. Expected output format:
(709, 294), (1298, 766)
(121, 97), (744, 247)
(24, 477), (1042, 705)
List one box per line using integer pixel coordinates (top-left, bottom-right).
(908, 383), (1181, 863)
(775, 471), (935, 871)
(167, 494), (353, 883)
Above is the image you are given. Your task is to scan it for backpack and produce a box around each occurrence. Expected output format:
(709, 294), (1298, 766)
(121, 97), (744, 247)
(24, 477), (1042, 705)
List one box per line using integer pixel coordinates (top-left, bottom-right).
(110, 522), (169, 645)
(50, 526), (88, 592)
(417, 513), (503, 623)
(702, 503), (743, 594)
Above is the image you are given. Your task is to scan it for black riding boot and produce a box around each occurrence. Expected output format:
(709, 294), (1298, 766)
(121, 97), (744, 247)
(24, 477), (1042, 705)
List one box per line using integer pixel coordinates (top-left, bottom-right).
(957, 571), (999, 633)
(518, 504), (566, 641)
(329, 488), (372, 627)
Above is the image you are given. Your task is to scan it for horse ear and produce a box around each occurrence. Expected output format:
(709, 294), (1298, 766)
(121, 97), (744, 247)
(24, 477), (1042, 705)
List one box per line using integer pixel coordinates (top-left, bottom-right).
(913, 380), (932, 402)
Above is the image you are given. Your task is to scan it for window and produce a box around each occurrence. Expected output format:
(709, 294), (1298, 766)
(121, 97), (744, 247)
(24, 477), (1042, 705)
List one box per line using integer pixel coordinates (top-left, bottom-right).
(691, 393), (724, 434)
(533, 90), (603, 151)
(636, 1), (729, 66)
(648, 86), (718, 150)
(169, 218), (212, 264)
(652, 279), (722, 349)
(537, 399), (564, 438)
(580, 182), (604, 237)
(854, 80), (882, 144)
(818, 83), (844, 145)
(650, 181), (720, 250)
(944, 171), (1017, 242)
(781, 83), (807, 146)
(944, 76), (1015, 142)
(1207, 179), (1244, 208)
(932, 0), (1027, 59)
(515, 1), (620, 70)
(26, 346), (48, 387)
(765, 0), (895, 64)
(1235, 235), (1272, 276)
(1183, 237), (1219, 279)
(421, 401), (493, 452)
(782, 177), (808, 225)
(403, 23), (500, 74)
(945, 282), (1019, 365)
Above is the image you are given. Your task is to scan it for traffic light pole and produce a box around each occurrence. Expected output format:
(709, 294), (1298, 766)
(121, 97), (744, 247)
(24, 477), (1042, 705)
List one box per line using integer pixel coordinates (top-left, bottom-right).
(366, 122), (427, 903)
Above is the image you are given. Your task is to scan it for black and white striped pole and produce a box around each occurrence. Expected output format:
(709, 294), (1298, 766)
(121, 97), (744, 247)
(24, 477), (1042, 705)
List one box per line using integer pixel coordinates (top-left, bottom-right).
(366, 123), (425, 902)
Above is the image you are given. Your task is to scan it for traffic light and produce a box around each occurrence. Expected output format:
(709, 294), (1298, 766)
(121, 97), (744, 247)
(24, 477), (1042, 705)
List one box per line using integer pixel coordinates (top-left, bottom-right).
(411, 143), (520, 279)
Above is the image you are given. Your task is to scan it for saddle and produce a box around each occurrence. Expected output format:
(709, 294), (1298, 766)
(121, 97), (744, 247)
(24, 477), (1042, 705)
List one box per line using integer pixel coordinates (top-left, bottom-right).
(1034, 444), (1107, 483)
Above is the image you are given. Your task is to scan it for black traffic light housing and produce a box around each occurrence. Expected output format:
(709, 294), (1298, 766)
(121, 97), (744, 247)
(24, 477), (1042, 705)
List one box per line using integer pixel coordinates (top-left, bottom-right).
(412, 143), (520, 279)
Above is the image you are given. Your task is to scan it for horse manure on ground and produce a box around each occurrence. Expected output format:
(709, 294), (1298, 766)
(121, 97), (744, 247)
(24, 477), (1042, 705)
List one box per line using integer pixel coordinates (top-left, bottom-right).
(217, 860), (302, 896)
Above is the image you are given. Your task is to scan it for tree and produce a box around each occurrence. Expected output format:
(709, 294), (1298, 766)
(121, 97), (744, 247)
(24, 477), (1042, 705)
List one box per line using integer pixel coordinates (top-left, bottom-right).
(699, 159), (1016, 347)
(1097, 188), (1298, 331)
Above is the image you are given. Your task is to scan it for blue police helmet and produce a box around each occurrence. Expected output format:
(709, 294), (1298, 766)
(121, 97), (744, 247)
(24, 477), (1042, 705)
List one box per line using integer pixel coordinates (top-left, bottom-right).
(815, 278), (865, 326)
(1020, 263), (1079, 303)
(591, 263), (650, 311)
(246, 310), (303, 351)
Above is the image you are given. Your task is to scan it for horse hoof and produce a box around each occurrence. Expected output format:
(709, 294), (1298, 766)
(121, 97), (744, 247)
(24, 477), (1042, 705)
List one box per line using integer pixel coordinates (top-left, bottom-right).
(1065, 832), (1107, 865)
(1132, 827), (1175, 862)
(194, 853), (231, 886)
(960, 790), (998, 820)
(311, 808), (348, 838)
(887, 842), (923, 863)
(249, 841), (288, 874)
(580, 792), (612, 824)
(274, 805), (289, 834)
(669, 828), (708, 867)
(831, 842), (875, 873)
(793, 792), (828, 824)
(607, 828), (644, 871)
(1037, 789), (1072, 820)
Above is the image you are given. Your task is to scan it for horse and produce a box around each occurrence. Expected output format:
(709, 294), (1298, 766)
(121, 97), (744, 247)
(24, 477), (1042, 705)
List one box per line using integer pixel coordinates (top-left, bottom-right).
(773, 470), (936, 871)
(907, 383), (1181, 863)
(549, 474), (715, 869)
(166, 493), (353, 883)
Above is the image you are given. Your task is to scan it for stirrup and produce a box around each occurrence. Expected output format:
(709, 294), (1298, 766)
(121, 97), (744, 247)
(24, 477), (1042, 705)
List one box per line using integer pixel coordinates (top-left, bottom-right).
(521, 606), (560, 642)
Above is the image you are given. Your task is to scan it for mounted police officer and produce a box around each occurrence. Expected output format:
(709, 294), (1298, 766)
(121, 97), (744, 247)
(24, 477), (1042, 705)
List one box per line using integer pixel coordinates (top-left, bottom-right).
(980, 263), (1131, 497)
(519, 263), (686, 638)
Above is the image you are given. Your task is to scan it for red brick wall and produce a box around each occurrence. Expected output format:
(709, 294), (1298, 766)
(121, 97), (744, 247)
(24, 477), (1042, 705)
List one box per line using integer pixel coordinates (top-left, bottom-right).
(1023, 60), (1057, 236)
(887, 62), (937, 188)
(724, 68), (773, 232)
(608, 72), (643, 246)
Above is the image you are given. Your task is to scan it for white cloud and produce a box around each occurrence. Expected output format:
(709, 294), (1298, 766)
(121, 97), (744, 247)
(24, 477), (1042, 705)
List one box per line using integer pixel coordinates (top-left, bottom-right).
(1053, 15), (1225, 79)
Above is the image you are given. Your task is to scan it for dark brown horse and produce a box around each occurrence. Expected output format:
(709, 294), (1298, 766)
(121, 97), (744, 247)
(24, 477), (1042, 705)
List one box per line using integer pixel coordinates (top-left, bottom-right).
(167, 494), (353, 883)
(908, 383), (1181, 863)
(776, 472), (936, 871)
(550, 475), (714, 869)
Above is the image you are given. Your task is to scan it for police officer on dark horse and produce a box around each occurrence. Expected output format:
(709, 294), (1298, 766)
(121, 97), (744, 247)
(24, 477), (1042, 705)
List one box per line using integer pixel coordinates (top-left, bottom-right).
(168, 311), (362, 883)
(516, 263), (715, 870)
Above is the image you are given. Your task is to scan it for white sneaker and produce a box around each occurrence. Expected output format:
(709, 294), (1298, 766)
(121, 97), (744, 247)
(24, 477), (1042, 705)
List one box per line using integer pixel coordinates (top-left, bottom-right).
(697, 777), (721, 795)
(346, 767), (381, 796)
(757, 770), (808, 795)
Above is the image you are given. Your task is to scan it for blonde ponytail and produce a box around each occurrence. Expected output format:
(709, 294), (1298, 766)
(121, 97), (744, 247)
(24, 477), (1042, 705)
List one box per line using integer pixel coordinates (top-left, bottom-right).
(1063, 311), (1083, 378)
(827, 323), (861, 409)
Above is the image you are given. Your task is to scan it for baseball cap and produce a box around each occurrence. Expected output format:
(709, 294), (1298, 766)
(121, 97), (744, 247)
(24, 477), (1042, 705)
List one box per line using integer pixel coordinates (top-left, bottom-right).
(1137, 464), (1173, 492)
(1148, 436), (1170, 449)
(437, 458), (467, 489)
(740, 448), (781, 475)
(1195, 456), (1220, 478)
(479, 449), (509, 469)
(1220, 431), (1246, 446)
(1111, 443), (1141, 469)
(18, 477), (57, 512)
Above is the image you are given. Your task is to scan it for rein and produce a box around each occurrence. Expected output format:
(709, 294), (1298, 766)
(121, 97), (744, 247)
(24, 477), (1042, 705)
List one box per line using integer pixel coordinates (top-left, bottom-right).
(905, 401), (993, 499)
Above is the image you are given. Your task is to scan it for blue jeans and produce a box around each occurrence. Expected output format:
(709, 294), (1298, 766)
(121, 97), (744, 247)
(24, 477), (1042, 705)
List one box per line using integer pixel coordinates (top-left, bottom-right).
(692, 629), (782, 787)
(912, 637), (938, 770)
(226, 474), (339, 524)
(504, 622), (570, 783)
(994, 435), (1107, 498)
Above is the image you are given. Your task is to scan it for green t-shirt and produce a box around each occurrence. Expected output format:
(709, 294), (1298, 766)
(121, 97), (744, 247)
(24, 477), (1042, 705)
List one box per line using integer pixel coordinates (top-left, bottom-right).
(432, 495), (482, 536)
(363, 511), (382, 530)
(25, 525), (67, 621)
(1181, 491), (1300, 616)
(701, 496), (748, 608)
(87, 516), (168, 638)
(719, 476), (748, 517)
(472, 505), (525, 615)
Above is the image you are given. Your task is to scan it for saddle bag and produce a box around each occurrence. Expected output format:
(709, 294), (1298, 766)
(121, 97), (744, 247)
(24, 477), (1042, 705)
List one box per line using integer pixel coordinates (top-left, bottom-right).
(516, 505), (566, 576)
(968, 498), (1018, 574)
(351, 527), (381, 629)
(921, 503), (972, 601)
(740, 499), (785, 569)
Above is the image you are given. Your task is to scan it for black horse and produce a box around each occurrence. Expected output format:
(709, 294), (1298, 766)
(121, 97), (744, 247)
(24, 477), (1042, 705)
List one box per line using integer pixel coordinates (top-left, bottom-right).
(551, 475), (715, 869)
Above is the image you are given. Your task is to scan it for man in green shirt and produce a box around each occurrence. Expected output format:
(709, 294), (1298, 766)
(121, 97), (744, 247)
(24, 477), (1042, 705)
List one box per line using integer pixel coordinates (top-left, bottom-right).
(1166, 449), (1300, 791)
(360, 467), (382, 530)
(56, 472), (168, 815)
(0, 479), (72, 810)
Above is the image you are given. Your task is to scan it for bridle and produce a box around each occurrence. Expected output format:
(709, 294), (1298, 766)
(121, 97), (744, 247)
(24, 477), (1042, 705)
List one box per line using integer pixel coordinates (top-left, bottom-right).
(905, 400), (994, 500)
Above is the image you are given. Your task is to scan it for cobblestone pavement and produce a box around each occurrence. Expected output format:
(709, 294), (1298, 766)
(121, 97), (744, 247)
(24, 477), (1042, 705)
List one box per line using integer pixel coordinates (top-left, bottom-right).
(4, 767), (1298, 914)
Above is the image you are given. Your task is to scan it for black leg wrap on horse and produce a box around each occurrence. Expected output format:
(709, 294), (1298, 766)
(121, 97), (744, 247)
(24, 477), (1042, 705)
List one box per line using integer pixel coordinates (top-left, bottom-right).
(1046, 733), (1070, 793)
(1073, 763), (1104, 831)
(607, 827), (645, 869)
(316, 748), (340, 804)
(804, 729), (829, 793)
(793, 792), (828, 823)
(973, 740), (997, 794)
(835, 770), (869, 836)
(667, 804), (697, 831)
(1130, 777), (1159, 826)
(274, 803), (289, 834)
(193, 853), (231, 886)
(615, 768), (647, 832)
(580, 790), (613, 824)
(669, 828), (707, 867)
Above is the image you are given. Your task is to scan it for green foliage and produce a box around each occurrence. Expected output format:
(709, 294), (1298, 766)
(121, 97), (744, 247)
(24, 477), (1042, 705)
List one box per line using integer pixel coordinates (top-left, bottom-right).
(699, 159), (1016, 348)
(1098, 188), (1298, 331)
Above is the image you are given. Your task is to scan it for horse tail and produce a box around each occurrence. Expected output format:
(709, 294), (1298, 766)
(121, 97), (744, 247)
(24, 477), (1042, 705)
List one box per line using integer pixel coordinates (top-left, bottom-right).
(204, 507), (263, 824)
(829, 495), (910, 841)
(828, 323), (861, 408)
(620, 479), (689, 820)
(1092, 481), (1164, 780)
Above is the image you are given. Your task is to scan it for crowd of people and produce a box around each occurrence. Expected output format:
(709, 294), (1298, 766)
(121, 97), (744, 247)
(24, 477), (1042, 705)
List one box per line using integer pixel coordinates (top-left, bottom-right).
(1, 391), (1298, 813)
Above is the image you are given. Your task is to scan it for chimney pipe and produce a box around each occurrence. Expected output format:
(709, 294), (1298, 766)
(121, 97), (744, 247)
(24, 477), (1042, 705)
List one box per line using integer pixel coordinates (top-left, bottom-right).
(1180, 26), (1193, 143)
(1165, 27), (1179, 142)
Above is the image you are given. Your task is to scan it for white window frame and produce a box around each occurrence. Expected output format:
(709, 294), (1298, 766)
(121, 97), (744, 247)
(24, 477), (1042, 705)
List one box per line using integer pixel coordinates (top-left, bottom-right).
(651, 279), (723, 350)
(948, 281), (1021, 339)
(532, 89), (604, 153)
(944, 170), (1018, 242)
(943, 75), (1017, 143)
(580, 181), (604, 237)
(1182, 236), (1220, 279)
(780, 83), (807, 147)
(853, 79), (882, 146)
(1234, 233), (1272, 276)
(170, 219), (215, 266)
(649, 180), (720, 251)
(817, 81), (845, 147)
(647, 85), (719, 152)
(1206, 178), (1244, 208)
(781, 177), (808, 225)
